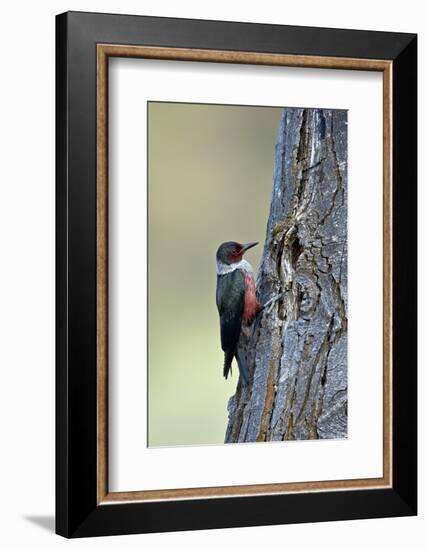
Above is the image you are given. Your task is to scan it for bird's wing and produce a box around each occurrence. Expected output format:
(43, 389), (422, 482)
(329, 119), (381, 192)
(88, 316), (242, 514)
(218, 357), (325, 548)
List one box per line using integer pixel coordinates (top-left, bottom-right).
(216, 270), (245, 352)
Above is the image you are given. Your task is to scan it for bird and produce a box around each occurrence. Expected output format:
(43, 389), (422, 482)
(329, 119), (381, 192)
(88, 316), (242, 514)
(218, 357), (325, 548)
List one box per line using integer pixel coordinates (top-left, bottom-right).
(215, 241), (262, 386)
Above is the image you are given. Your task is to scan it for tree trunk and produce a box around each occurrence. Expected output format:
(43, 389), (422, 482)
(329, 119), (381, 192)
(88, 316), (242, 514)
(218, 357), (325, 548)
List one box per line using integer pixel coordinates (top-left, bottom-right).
(225, 108), (348, 443)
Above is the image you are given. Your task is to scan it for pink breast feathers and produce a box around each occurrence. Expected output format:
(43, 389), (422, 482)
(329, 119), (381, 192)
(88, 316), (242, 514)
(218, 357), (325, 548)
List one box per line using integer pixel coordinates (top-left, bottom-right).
(243, 272), (261, 324)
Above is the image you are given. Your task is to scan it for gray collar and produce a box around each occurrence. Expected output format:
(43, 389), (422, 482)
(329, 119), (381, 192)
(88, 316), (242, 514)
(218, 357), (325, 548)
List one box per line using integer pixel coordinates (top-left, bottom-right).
(216, 259), (253, 276)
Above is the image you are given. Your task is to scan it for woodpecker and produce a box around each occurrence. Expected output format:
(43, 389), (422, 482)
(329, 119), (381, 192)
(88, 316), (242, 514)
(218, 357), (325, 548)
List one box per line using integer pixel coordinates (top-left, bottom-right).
(215, 241), (262, 386)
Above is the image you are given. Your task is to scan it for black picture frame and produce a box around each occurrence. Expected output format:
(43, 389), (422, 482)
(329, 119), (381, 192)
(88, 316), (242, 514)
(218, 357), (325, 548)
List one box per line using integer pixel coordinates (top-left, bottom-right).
(56, 11), (417, 538)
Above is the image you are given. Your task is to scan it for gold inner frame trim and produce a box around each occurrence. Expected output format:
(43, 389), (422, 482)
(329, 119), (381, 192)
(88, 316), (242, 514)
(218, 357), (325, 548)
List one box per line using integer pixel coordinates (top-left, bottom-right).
(96, 44), (393, 505)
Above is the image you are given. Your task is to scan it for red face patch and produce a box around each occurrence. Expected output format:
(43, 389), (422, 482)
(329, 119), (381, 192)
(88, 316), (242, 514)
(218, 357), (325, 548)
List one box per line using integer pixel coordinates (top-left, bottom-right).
(228, 243), (243, 263)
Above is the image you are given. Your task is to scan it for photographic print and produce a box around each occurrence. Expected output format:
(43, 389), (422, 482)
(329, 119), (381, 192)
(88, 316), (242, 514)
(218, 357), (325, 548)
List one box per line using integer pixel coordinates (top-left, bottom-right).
(57, 14), (417, 536)
(148, 102), (347, 447)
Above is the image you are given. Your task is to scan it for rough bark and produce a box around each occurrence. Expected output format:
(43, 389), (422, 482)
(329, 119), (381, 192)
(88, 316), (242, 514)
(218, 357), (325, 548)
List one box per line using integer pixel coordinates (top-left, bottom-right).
(225, 108), (348, 443)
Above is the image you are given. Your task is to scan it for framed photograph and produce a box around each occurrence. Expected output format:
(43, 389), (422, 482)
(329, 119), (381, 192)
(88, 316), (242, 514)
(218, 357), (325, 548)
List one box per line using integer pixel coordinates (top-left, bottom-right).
(56, 11), (417, 538)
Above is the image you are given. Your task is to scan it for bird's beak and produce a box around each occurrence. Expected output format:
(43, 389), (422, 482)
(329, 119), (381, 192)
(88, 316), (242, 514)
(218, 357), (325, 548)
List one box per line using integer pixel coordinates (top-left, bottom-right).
(241, 242), (258, 253)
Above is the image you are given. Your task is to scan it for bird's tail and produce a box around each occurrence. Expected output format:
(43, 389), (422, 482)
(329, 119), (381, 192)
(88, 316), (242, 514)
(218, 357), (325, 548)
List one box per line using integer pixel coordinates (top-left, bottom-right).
(223, 350), (234, 380)
(224, 350), (249, 386)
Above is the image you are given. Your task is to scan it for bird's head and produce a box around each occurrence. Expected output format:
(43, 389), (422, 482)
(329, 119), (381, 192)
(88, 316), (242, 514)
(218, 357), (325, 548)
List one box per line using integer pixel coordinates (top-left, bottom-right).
(216, 241), (258, 265)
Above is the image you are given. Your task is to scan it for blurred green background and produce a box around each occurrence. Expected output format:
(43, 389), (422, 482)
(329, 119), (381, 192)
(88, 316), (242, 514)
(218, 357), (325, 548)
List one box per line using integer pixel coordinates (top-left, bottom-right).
(148, 102), (282, 447)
